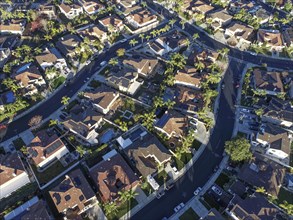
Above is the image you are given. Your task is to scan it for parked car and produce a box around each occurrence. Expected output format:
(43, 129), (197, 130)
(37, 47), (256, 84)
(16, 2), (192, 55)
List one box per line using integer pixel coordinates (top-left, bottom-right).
(156, 191), (165, 199)
(172, 166), (179, 175)
(241, 108), (251, 113)
(85, 60), (91, 65)
(194, 187), (202, 196)
(166, 184), (174, 190)
(100, 61), (107, 66)
(174, 203), (185, 212)
(211, 186), (222, 196)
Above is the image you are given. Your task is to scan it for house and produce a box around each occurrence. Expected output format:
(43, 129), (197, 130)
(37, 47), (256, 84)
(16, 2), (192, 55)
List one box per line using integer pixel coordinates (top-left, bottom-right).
(203, 208), (225, 220)
(58, 3), (83, 19)
(48, 169), (96, 216)
(35, 47), (67, 71)
(4, 198), (53, 220)
(257, 29), (284, 51)
(148, 31), (188, 56)
(78, 25), (108, 43)
(99, 16), (124, 32)
(175, 66), (205, 89)
(189, 0), (214, 15)
(262, 98), (293, 128)
(228, 180), (247, 197)
(117, 4), (142, 16)
(78, 0), (105, 15)
(224, 22), (254, 46)
(38, 5), (56, 19)
(238, 153), (285, 196)
(254, 8), (271, 24)
(27, 130), (69, 171)
(122, 53), (159, 78)
(106, 66), (142, 95)
(188, 48), (219, 64)
(207, 9), (232, 30)
(12, 65), (46, 97)
(227, 193), (280, 220)
(282, 27), (293, 46)
(118, 0), (137, 8)
(56, 34), (82, 60)
(0, 19), (26, 35)
(126, 8), (158, 32)
(83, 85), (120, 114)
(0, 152), (30, 199)
(252, 68), (284, 95)
(0, 35), (18, 68)
(155, 110), (188, 138)
(256, 123), (291, 164)
(90, 150), (139, 202)
(117, 124), (172, 177)
(62, 105), (103, 146)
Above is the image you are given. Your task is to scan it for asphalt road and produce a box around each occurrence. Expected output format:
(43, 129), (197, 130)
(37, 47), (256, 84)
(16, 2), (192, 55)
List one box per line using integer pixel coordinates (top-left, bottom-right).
(132, 59), (246, 220)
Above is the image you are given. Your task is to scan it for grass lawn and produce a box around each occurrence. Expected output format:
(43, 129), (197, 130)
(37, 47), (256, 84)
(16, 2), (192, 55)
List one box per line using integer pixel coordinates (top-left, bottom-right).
(12, 137), (25, 150)
(107, 198), (138, 220)
(215, 173), (230, 188)
(85, 144), (110, 168)
(0, 182), (38, 217)
(141, 182), (154, 196)
(51, 76), (66, 89)
(174, 153), (193, 170)
(277, 187), (293, 205)
(179, 208), (200, 220)
(192, 139), (202, 151)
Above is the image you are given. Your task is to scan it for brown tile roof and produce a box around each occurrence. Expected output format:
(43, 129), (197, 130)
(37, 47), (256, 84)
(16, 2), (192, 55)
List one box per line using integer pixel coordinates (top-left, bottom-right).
(263, 98), (293, 123)
(100, 16), (123, 28)
(257, 124), (290, 155)
(56, 34), (82, 57)
(90, 153), (139, 202)
(226, 22), (254, 40)
(59, 3), (82, 13)
(257, 29), (283, 47)
(0, 152), (26, 185)
(79, 0), (104, 13)
(208, 9), (232, 22)
(20, 200), (51, 220)
(191, 0), (214, 14)
(129, 9), (157, 25)
(155, 110), (188, 137)
(174, 86), (204, 112)
(84, 86), (119, 110)
(175, 66), (204, 88)
(238, 153), (285, 196)
(35, 49), (59, 65)
(13, 66), (43, 87)
(253, 68), (284, 93)
(28, 130), (66, 166)
(49, 169), (95, 214)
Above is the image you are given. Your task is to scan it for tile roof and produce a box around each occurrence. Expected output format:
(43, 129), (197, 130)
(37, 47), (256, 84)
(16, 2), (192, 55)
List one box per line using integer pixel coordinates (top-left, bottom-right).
(99, 16), (123, 28)
(13, 66), (43, 87)
(263, 98), (293, 123)
(128, 9), (157, 25)
(20, 200), (51, 220)
(190, 0), (215, 14)
(35, 48), (63, 66)
(56, 34), (82, 57)
(90, 153), (139, 202)
(175, 66), (205, 88)
(225, 22), (254, 40)
(258, 29), (283, 47)
(59, 3), (82, 13)
(49, 169), (95, 214)
(208, 9), (232, 22)
(253, 68), (284, 93)
(0, 152), (26, 185)
(174, 86), (203, 112)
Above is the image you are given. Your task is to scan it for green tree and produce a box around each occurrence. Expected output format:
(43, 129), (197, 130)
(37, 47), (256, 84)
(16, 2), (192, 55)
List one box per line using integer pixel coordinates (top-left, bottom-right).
(49, 119), (58, 127)
(109, 58), (118, 66)
(61, 96), (70, 106)
(255, 186), (266, 194)
(20, 146), (28, 155)
(129, 39), (138, 47)
(76, 145), (86, 157)
(3, 64), (11, 73)
(103, 202), (118, 216)
(279, 201), (293, 215)
(2, 78), (19, 93)
(255, 108), (264, 117)
(193, 33), (199, 41)
(135, 111), (155, 131)
(153, 96), (164, 108)
(194, 61), (205, 71)
(180, 20), (186, 29)
(139, 33), (145, 43)
(169, 53), (186, 69)
(116, 48), (125, 57)
(224, 137), (252, 163)
(169, 19), (176, 27)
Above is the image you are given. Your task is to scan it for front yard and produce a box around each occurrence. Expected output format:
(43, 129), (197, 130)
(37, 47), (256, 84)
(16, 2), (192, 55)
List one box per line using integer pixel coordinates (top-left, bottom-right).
(107, 198), (138, 220)
(174, 153), (193, 171)
(179, 208), (200, 220)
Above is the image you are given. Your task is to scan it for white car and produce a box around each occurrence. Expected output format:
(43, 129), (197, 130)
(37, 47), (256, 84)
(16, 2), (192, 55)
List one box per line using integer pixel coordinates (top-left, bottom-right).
(172, 166), (179, 175)
(211, 186), (222, 196)
(174, 203), (185, 212)
(100, 61), (107, 66)
(85, 60), (91, 65)
(194, 187), (202, 196)
(241, 108), (250, 113)
(250, 51), (257, 56)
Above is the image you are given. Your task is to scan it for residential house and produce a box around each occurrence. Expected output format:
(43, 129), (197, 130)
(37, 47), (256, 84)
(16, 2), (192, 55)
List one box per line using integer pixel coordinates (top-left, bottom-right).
(0, 152), (30, 199)
(254, 8), (271, 24)
(262, 98), (293, 128)
(49, 169), (96, 216)
(238, 153), (285, 196)
(252, 68), (284, 96)
(122, 53), (159, 78)
(106, 66), (142, 95)
(155, 110), (188, 138)
(175, 66), (205, 89)
(283, 27), (293, 46)
(62, 105), (103, 146)
(38, 5), (56, 19)
(12, 65), (46, 97)
(56, 34), (82, 60)
(224, 22), (254, 47)
(229, 1), (256, 14)
(35, 47), (67, 72)
(256, 123), (291, 164)
(126, 8), (158, 32)
(203, 208), (225, 220)
(228, 180), (247, 197)
(83, 85), (120, 114)
(0, 35), (18, 68)
(227, 193), (280, 220)
(78, 0), (105, 15)
(117, 124), (172, 178)
(148, 31), (188, 56)
(27, 130), (69, 171)
(188, 47), (219, 64)
(90, 150), (139, 202)
(78, 25), (108, 43)
(117, 4), (142, 16)
(99, 16), (124, 32)
(58, 3), (83, 19)
(257, 29), (284, 51)
(118, 0), (137, 8)
(0, 19), (26, 35)
(188, 0), (214, 16)
(207, 9), (232, 30)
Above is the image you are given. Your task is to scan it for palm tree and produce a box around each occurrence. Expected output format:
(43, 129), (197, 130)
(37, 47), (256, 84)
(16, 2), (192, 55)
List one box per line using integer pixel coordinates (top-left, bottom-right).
(203, 89), (218, 109)
(169, 53), (186, 69)
(2, 78), (19, 93)
(165, 100), (175, 109)
(109, 58), (118, 66)
(193, 33), (199, 42)
(49, 119), (58, 127)
(150, 29), (157, 38)
(180, 20), (186, 29)
(183, 39), (190, 47)
(103, 202), (118, 216)
(208, 63), (220, 72)
(145, 35), (151, 41)
(169, 19), (176, 27)
(76, 145), (86, 157)
(61, 96), (70, 107)
(129, 38), (138, 47)
(139, 33), (145, 43)
(206, 72), (222, 84)
(44, 34), (52, 41)
(164, 24), (171, 32)
(153, 96), (164, 108)
(141, 1), (147, 7)
(116, 48), (125, 57)
(194, 61), (205, 71)
(118, 190), (129, 203)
